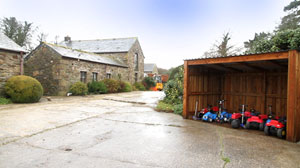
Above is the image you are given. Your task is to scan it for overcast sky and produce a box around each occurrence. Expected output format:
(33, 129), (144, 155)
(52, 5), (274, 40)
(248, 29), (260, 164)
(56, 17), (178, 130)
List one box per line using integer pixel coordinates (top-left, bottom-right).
(0, 0), (293, 69)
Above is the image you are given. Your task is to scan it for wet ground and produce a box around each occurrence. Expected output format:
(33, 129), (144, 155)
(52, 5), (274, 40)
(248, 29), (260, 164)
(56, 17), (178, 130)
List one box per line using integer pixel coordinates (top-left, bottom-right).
(0, 91), (299, 168)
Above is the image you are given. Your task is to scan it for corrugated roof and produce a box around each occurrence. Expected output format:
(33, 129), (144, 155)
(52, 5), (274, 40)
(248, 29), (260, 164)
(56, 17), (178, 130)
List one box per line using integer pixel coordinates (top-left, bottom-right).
(45, 43), (127, 67)
(144, 63), (156, 72)
(0, 32), (26, 52)
(184, 50), (291, 61)
(59, 37), (137, 53)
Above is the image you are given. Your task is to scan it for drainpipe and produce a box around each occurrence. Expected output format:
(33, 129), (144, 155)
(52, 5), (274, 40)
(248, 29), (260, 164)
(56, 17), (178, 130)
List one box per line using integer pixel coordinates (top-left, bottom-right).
(20, 51), (24, 75)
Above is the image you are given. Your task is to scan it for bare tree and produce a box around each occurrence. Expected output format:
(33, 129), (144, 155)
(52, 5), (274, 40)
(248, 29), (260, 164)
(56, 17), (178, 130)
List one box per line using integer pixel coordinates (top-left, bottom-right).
(54, 35), (59, 44)
(37, 32), (48, 43)
(203, 32), (242, 58)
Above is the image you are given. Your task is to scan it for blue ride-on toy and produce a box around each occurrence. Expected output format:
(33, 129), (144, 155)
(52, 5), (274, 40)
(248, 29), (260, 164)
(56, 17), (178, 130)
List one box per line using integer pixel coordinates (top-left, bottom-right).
(202, 112), (217, 122)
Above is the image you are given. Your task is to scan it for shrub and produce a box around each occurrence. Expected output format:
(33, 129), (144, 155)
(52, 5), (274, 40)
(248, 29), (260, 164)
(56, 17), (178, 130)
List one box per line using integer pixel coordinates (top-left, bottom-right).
(134, 82), (146, 91)
(0, 97), (12, 105)
(132, 85), (137, 91)
(142, 77), (156, 90)
(88, 81), (107, 94)
(69, 82), (88, 95)
(5, 75), (43, 103)
(163, 66), (183, 104)
(103, 79), (120, 93)
(173, 103), (183, 115)
(121, 82), (132, 92)
(118, 81), (126, 92)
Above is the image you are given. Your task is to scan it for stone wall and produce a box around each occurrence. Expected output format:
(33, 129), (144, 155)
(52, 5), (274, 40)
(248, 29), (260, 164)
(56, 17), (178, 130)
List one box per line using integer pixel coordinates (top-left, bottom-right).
(24, 44), (62, 95)
(127, 40), (144, 83)
(58, 58), (128, 95)
(0, 50), (22, 95)
(95, 39), (145, 84)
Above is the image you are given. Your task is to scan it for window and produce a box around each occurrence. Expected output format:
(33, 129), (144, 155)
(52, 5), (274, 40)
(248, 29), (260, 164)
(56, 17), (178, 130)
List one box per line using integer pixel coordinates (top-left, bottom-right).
(134, 53), (138, 71)
(135, 73), (138, 82)
(92, 72), (98, 81)
(80, 71), (87, 83)
(106, 73), (111, 79)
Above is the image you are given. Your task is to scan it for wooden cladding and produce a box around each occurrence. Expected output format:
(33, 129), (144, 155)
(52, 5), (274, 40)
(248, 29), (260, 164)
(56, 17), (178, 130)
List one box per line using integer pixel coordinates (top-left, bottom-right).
(183, 50), (300, 142)
(186, 71), (287, 118)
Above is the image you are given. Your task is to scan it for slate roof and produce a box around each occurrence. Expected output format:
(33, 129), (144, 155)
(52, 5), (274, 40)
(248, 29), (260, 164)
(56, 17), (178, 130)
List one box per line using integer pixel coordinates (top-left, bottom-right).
(45, 43), (127, 67)
(0, 32), (26, 52)
(144, 63), (156, 72)
(59, 37), (137, 53)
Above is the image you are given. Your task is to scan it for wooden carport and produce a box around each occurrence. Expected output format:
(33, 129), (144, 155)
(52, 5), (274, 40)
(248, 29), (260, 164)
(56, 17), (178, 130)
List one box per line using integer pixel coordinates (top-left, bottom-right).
(183, 50), (300, 142)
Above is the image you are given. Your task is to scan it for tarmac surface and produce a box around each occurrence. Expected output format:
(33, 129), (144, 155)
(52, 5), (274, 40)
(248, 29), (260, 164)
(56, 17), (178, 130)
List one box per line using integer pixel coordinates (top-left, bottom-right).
(0, 91), (299, 168)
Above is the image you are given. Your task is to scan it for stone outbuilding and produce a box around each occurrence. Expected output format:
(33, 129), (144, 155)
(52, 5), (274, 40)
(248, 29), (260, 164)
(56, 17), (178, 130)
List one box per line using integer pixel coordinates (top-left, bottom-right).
(59, 37), (144, 83)
(0, 33), (26, 94)
(144, 63), (158, 75)
(25, 37), (145, 96)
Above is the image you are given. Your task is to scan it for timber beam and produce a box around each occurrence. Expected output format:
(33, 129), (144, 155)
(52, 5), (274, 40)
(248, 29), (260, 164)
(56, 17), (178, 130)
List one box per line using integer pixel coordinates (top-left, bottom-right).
(202, 64), (241, 72)
(187, 51), (289, 65)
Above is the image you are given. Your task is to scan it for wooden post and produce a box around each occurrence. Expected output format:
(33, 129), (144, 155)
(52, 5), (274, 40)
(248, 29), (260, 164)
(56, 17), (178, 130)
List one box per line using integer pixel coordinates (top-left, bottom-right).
(183, 61), (189, 119)
(287, 50), (300, 142)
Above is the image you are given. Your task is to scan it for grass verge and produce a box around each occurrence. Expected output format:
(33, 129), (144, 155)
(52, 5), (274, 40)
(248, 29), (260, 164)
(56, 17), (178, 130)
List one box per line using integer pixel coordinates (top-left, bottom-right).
(155, 100), (173, 112)
(0, 97), (12, 105)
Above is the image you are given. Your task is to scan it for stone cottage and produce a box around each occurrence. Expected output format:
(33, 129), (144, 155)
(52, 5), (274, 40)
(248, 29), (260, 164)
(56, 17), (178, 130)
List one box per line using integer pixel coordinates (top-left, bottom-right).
(0, 33), (26, 94)
(25, 37), (145, 96)
(59, 37), (144, 83)
(144, 63), (158, 75)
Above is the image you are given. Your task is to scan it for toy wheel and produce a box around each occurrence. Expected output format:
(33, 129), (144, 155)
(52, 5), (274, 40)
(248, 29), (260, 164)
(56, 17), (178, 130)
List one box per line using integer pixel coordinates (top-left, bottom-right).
(264, 126), (270, 135)
(245, 121), (250, 129)
(231, 119), (240, 129)
(208, 118), (213, 122)
(259, 122), (264, 131)
(277, 128), (286, 139)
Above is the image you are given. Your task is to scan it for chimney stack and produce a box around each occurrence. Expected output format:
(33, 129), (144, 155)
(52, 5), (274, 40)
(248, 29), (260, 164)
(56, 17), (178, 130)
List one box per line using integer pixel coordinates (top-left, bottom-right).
(64, 36), (71, 42)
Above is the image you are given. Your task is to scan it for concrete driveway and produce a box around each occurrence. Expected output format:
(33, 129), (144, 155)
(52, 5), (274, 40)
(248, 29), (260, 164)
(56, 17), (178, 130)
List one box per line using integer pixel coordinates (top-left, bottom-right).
(0, 91), (299, 168)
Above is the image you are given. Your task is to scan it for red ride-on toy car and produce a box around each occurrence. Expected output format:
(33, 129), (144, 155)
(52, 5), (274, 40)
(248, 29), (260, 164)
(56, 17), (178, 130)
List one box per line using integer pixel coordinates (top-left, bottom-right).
(231, 105), (253, 129)
(264, 117), (286, 139)
(245, 111), (268, 131)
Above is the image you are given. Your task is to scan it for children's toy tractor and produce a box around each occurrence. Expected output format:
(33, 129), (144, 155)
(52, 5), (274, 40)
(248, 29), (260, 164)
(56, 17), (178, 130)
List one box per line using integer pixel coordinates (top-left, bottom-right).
(264, 117), (286, 139)
(231, 105), (253, 129)
(245, 112), (268, 131)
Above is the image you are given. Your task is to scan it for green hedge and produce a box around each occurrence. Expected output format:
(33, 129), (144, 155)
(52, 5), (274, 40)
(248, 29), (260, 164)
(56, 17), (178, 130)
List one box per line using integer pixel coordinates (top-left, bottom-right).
(69, 82), (88, 95)
(133, 82), (146, 91)
(5, 75), (43, 103)
(119, 81), (132, 92)
(88, 81), (107, 94)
